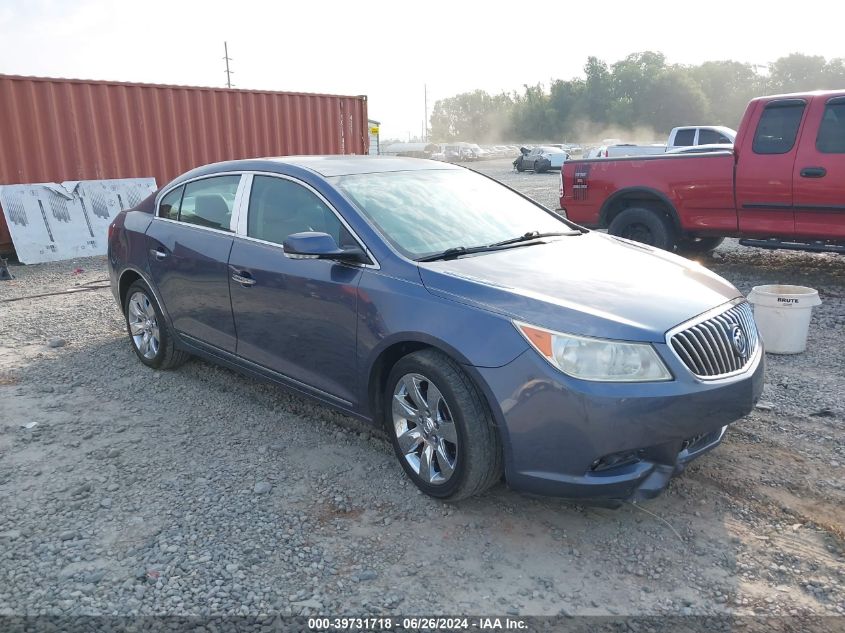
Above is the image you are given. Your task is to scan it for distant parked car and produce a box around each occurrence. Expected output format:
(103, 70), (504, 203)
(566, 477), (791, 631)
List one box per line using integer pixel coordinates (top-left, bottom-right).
(666, 144), (734, 154)
(444, 145), (469, 162)
(514, 146), (567, 172)
(667, 126), (736, 150)
(610, 144), (668, 157)
(108, 155), (763, 502)
(466, 144), (489, 160)
(430, 145), (447, 161)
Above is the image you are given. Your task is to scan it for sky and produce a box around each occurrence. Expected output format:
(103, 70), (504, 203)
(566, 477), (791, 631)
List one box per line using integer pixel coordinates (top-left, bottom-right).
(1, 0), (843, 140)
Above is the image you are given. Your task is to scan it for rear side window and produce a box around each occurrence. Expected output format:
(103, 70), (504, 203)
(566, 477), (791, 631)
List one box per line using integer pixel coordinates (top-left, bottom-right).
(179, 176), (241, 232)
(752, 101), (806, 154)
(158, 186), (183, 220)
(247, 176), (352, 247)
(673, 129), (695, 146)
(698, 129), (730, 145)
(816, 99), (845, 154)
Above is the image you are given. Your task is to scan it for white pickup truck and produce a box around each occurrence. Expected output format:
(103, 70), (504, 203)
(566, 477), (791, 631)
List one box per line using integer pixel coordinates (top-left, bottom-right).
(666, 125), (736, 149)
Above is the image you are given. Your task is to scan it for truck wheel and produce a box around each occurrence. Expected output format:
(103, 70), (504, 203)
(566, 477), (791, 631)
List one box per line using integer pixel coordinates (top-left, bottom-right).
(608, 208), (676, 251)
(676, 236), (725, 255)
(515, 158), (525, 172)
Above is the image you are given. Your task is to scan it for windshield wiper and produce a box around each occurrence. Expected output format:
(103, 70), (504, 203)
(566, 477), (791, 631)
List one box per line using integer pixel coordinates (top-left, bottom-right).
(487, 230), (580, 248)
(417, 231), (581, 263)
(417, 245), (489, 262)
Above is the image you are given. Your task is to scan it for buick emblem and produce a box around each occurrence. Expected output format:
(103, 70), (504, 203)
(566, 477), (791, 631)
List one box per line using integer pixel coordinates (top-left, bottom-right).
(730, 325), (748, 356)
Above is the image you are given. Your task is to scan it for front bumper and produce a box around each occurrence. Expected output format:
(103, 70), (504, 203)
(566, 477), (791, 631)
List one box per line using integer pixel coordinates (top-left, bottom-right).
(476, 342), (764, 501)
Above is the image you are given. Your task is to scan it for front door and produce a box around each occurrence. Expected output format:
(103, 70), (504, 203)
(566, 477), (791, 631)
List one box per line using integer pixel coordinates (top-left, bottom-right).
(228, 174), (363, 404)
(735, 98), (807, 238)
(793, 95), (845, 240)
(145, 174), (243, 353)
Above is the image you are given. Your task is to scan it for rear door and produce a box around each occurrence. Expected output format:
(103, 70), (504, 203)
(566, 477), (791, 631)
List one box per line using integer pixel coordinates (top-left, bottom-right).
(793, 95), (845, 240)
(228, 174), (365, 404)
(145, 174), (245, 352)
(735, 98), (808, 237)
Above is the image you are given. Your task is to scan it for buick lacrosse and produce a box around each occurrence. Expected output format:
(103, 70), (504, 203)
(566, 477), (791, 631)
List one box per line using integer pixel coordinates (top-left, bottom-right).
(108, 156), (763, 501)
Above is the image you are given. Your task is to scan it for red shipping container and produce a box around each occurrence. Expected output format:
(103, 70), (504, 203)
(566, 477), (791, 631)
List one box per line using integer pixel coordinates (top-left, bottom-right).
(0, 74), (369, 254)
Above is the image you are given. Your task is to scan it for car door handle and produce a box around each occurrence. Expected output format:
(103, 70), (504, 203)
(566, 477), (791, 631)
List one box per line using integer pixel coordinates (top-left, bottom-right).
(800, 167), (827, 178)
(149, 247), (168, 261)
(231, 272), (256, 287)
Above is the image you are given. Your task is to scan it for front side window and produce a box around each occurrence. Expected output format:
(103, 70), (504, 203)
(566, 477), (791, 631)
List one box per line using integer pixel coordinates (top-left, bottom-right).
(817, 99), (845, 154)
(178, 175), (241, 231)
(158, 186), (183, 220)
(674, 129), (695, 146)
(334, 168), (570, 260)
(698, 129), (730, 145)
(247, 176), (351, 247)
(752, 101), (806, 155)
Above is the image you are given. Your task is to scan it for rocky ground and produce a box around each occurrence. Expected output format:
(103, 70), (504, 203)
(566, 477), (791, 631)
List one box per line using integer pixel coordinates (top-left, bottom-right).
(0, 159), (843, 626)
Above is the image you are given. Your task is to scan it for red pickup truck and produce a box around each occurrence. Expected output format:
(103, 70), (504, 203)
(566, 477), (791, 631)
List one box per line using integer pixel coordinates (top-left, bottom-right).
(559, 90), (845, 254)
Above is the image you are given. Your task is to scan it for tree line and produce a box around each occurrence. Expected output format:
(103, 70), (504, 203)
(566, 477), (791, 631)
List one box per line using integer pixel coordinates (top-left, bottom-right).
(428, 52), (845, 143)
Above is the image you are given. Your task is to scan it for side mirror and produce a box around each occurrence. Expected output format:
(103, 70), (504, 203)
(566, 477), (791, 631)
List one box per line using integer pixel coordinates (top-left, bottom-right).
(282, 232), (367, 264)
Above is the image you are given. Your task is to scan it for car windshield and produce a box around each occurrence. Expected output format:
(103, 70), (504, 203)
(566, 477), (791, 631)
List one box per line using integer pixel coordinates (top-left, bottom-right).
(333, 169), (570, 260)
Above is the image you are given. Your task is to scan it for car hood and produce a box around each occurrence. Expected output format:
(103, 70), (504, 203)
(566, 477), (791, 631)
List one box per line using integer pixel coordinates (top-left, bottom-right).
(417, 233), (742, 342)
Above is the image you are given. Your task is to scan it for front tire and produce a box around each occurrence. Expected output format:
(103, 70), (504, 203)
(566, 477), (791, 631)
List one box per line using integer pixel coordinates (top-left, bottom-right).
(515, 158), (525, 172)
(608, 207), (676, 251)
(124, 280), (189, 369)
(535, 159), (550, 174)
(385, 349), (502, 500)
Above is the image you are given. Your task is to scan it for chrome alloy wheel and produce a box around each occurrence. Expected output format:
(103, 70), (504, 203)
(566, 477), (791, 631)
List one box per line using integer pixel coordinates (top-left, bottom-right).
(127, 291), (161, 360)
(392, 373), (458, 485)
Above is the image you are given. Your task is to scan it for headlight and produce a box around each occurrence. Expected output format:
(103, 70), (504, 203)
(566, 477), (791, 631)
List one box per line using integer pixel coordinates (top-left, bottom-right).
(515, 321), (672, 382)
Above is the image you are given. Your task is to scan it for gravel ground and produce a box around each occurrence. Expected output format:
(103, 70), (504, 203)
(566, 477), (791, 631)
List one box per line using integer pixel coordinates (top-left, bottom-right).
(0, 158), (843, 624)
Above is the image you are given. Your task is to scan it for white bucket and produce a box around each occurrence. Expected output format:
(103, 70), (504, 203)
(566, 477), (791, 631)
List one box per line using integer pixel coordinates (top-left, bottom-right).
(747, 285), (822, 354)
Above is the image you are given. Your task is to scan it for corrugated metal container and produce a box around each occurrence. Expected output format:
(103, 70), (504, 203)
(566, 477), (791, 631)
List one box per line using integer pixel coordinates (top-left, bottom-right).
(0, 74), (369, 254)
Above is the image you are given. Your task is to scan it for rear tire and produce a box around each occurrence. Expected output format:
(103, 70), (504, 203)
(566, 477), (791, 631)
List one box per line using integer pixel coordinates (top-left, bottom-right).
(124, 280), (189, 370)
(384, 349), (502, 501)
(676, 236), (725, 255)
(608, 207), (676, 251)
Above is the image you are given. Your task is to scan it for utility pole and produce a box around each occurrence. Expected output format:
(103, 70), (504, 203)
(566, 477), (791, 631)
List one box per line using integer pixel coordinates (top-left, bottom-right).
(223, 42), (234, 89)
(424, 83), (428, 142)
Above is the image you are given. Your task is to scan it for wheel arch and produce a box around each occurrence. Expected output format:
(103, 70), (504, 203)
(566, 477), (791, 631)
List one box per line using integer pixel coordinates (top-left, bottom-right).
(365, 334), (480, 429)
(599, 187), (681, 231)
(117, 266), (173, 327)
(118, 268), (143, 311)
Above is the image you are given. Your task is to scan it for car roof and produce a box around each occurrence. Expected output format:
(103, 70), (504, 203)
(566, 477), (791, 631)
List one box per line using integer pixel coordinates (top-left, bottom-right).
(171, 155), (460, 185)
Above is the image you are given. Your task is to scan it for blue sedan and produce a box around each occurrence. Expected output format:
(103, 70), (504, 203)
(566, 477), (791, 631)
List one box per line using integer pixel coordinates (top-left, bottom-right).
(108, 156), (764, 501)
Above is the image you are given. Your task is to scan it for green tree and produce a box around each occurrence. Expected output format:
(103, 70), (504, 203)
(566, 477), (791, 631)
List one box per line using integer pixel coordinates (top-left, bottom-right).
(647, 69), (710, 133)
(608, 51), (667, 127)
(428, 51), (844, 143)
(429, 90), (514, 142)
(689, 60), (761, 127)
(768, 53), (828, 92)
(583, 57), (612, 124)
(548, 79), (585, 140)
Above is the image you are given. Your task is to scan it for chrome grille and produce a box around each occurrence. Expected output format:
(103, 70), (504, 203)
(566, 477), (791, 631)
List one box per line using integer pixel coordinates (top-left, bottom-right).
(670, 302), (759, 378)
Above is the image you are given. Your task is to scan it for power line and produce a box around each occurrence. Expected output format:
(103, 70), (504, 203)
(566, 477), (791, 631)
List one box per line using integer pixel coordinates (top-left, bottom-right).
(223, 41), (234, 89)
